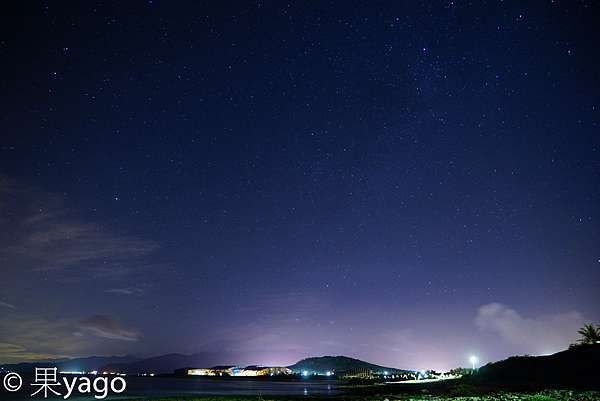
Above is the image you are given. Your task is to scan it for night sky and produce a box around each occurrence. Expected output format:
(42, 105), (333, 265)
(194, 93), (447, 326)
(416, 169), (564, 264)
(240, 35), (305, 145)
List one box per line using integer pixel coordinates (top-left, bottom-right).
(1, 1), (599, 371)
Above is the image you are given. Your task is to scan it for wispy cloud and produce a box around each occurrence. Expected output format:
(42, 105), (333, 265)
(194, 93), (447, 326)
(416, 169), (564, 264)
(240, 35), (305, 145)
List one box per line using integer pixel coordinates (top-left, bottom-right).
(475, 303), (585, 354)
(0, 316), (91, 363)
(0, 314), (141, 363)
(78, 315), (140, 342)
(0, 342), (68, 362)
(0, 176), (158, 274)
(0, 177), (150, 363)
(11, 218), (158, 272)
(104, 287), (145, 296)
(0, 301), (16, 310)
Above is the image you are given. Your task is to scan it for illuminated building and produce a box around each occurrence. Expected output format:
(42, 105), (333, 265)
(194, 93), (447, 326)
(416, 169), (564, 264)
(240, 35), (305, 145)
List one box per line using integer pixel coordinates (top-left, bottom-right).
(180, 365), (292, 377)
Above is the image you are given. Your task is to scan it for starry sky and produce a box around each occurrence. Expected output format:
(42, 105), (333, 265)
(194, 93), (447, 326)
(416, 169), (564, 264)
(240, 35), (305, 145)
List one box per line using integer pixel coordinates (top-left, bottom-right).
(0, 1), (599, 372)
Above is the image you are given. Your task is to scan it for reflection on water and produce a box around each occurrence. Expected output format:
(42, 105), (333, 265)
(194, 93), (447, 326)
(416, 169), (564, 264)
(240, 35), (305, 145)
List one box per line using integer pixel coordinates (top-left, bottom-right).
(123, 377), (339, 397)
(0, 376), (340, 401)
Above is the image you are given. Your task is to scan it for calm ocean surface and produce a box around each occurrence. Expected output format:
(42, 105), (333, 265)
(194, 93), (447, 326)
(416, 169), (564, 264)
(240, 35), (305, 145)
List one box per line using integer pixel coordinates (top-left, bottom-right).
(0, 376), (341, 400)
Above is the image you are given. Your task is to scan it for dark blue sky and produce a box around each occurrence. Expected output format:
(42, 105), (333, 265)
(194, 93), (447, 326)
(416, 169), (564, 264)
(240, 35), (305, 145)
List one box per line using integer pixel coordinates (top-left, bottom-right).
(1, 1), (599, 371)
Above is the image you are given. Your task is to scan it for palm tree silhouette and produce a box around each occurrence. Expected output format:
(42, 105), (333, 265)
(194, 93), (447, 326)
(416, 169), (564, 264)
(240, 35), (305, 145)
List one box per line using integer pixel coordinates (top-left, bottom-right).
(577, 324), (600, 345)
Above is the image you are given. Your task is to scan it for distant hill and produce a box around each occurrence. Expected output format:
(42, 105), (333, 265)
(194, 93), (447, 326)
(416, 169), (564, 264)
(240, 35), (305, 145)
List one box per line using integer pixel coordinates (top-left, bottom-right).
(100, 352), (238, 374)
(1, 355), (140, 373)
(288, 355), (409, 375)
(3, 353), (410, 376)
(470, 344), (600, 389)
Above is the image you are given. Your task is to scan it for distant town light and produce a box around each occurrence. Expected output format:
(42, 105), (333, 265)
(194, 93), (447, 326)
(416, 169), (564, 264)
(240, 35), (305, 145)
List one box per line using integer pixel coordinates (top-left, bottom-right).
(302, 370), (309, 377)
(325, 371), (332, 376)
(469, 355), (478, 370)
(383, 371), (388, 375)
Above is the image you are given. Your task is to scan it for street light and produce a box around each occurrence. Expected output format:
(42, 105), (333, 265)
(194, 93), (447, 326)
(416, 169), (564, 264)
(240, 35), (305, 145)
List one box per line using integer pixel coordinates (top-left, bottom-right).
(469, 355), (478, 371)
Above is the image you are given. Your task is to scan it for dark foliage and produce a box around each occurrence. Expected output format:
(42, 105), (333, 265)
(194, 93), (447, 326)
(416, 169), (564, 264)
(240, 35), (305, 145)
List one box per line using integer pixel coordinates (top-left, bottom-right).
(468, 344), (600, 389)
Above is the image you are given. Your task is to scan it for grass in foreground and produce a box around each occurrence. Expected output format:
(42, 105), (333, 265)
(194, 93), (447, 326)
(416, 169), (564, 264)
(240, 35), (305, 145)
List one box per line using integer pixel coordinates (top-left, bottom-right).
(118, 389), (600, 401)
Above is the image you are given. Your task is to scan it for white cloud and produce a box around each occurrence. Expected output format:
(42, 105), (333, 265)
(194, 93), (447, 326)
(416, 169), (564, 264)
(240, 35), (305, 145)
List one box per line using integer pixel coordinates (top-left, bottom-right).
(0, 301), (16, 310)
(475, 303), (585, 354)
(104, 287), (145, 296)
(78, 315), (139, 342)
